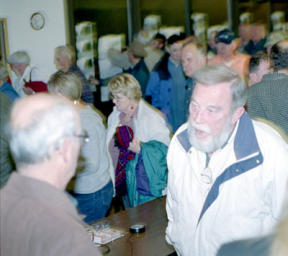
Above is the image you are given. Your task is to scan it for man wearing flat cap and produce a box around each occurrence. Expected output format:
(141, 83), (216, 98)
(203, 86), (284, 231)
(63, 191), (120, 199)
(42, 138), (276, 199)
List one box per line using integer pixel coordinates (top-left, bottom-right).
(208, 29), (251, 81)
(125, 40), (149, 94)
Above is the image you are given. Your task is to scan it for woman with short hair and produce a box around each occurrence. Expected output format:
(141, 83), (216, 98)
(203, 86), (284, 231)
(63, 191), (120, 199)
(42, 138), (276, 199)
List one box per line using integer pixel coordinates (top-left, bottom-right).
(106, 73), (171, 208)
(48, 71), (113, 224)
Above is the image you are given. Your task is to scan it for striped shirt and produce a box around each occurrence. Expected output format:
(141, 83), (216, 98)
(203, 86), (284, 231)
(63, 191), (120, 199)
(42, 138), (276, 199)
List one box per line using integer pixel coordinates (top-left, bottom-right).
(247, 72), (288, 135)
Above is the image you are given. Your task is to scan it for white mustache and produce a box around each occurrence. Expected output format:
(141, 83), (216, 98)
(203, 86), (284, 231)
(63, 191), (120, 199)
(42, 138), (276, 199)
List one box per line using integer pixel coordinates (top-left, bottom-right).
(190, 122), (211, 135)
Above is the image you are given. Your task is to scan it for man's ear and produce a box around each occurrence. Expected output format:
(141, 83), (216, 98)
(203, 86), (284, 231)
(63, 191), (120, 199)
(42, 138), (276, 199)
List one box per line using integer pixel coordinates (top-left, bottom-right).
(230, 40), (238, 52)
(249, 73), (257, 86)
(57, 137), (71, 164)
(232, 106), (245, 124)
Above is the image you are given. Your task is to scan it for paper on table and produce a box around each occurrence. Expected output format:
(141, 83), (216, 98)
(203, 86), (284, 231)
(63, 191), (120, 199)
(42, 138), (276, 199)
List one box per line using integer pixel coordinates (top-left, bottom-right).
(92, 227), (124, 244)
(87, 224), (125, 245)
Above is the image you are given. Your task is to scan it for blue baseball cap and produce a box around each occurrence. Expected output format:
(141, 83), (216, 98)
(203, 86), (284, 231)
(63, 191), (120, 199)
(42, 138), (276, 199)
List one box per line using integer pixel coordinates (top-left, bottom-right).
(215, 29), (235, 44)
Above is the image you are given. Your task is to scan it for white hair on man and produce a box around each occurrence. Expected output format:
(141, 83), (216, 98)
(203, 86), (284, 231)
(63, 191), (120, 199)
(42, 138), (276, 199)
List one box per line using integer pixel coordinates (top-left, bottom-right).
(8, 95), (77, 168)
(7, 51), (31, 65)
(54, 45), (76, 64)
(192, 65), (247, 111)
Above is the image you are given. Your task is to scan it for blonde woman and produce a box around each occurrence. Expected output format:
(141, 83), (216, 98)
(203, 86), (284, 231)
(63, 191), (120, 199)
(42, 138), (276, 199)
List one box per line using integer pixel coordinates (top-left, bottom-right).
(48, 71), (113, 224)
(106, 73), (170, 208)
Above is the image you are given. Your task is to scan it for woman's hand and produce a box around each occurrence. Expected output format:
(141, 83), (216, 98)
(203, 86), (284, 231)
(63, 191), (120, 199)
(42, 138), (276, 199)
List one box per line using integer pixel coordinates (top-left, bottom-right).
(128, 138), (141, 153)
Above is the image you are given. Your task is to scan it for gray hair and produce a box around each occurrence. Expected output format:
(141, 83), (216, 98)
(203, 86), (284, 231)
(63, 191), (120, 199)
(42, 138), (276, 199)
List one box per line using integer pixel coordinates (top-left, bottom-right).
(193, 65), (247, 110)
(47, 71), (82, 101)
(54, 45), (76, 64)
(183, 41), (207, 59)
(8, 102), (77, 168)
(0, 63), (9, 81)
(7, 51), (30, 65)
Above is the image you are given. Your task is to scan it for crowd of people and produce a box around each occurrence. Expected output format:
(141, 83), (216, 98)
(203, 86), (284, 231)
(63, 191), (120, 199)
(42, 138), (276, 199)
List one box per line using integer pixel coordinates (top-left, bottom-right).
(1, 20), (288, 256)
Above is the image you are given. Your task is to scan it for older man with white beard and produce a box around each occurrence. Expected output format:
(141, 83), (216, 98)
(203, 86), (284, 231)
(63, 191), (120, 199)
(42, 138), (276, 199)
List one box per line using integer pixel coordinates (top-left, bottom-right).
(165, 65), (288, 256)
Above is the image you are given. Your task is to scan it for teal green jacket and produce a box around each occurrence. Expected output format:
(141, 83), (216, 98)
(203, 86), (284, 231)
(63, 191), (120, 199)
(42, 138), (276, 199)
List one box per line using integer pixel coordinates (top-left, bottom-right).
(126, 140), (168, 207)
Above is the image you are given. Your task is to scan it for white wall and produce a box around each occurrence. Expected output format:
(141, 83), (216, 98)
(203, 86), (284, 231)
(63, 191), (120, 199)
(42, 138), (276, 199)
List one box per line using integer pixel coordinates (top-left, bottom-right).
(0, 0), (69, 80)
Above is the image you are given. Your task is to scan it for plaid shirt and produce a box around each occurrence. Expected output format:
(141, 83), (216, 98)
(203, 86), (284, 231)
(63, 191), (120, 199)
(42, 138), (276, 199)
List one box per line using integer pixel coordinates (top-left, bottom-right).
(247, 72), (288, 135)
(68, 65), (94, 104)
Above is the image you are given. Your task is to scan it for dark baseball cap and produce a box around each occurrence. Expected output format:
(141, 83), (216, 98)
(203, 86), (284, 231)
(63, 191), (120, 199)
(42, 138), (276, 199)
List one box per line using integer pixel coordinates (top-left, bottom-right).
(216, 29), (235, 44)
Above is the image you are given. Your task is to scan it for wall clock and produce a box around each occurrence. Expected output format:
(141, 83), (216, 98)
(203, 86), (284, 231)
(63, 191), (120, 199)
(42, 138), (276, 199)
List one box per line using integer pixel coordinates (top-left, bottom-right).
(30, 12), (45, 30)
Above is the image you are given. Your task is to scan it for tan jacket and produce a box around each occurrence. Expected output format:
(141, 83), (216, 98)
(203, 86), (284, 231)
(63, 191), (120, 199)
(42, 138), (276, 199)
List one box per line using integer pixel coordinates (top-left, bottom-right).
(0, 173), (102, 256)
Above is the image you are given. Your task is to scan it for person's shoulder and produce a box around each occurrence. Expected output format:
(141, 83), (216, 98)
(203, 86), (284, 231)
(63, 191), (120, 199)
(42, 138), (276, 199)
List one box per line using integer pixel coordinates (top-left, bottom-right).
(0, 92), (13, 118)
(252, 118), (288, 145)
(143, 60), (150, 73)
(0, 91), (12, 105)
(235, 52), (251, 62)
(236, 52), (250, 58)
(107, 106), (120, 125)
(248, 77), (269, 94)
(140, 99), (165, 119)
(175, 122), (188, 135)
(171, 123), (189, 142)
(108, 106), (119, 118)
(168, 123), (189, 155)
(277, 73), (288, 83)
(82, 105), (105, 122)
(207, 55), (222, 65)
(247, 82), (261, 93)
(80, 107), (107, 134)
(217, 235), (273, 256)
(149, 70), (160, 78)
(70, 65), (86, 78)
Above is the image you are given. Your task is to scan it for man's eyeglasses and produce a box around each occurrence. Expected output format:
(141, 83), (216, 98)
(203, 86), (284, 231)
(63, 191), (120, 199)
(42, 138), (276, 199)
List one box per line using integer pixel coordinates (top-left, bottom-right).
(74, 130), (89, 145)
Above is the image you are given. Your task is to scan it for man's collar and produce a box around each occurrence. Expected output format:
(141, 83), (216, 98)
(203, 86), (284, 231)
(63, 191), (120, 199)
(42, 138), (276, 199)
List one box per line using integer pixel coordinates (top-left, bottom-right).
(177, 128), (191, 152)
(168, 57), (180, 67)
(177, 112), (261, 160)
(233, 112), (260, 159)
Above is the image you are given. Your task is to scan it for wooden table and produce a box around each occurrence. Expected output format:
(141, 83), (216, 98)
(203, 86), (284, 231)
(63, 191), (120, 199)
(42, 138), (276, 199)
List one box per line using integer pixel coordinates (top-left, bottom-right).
(94, 197), (175, 256)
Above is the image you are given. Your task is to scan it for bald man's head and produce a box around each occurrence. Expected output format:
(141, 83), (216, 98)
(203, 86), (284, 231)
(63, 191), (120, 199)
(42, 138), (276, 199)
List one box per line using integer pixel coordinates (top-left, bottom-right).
(11, 94), (70, 128)
(9, 93), (81, 168)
